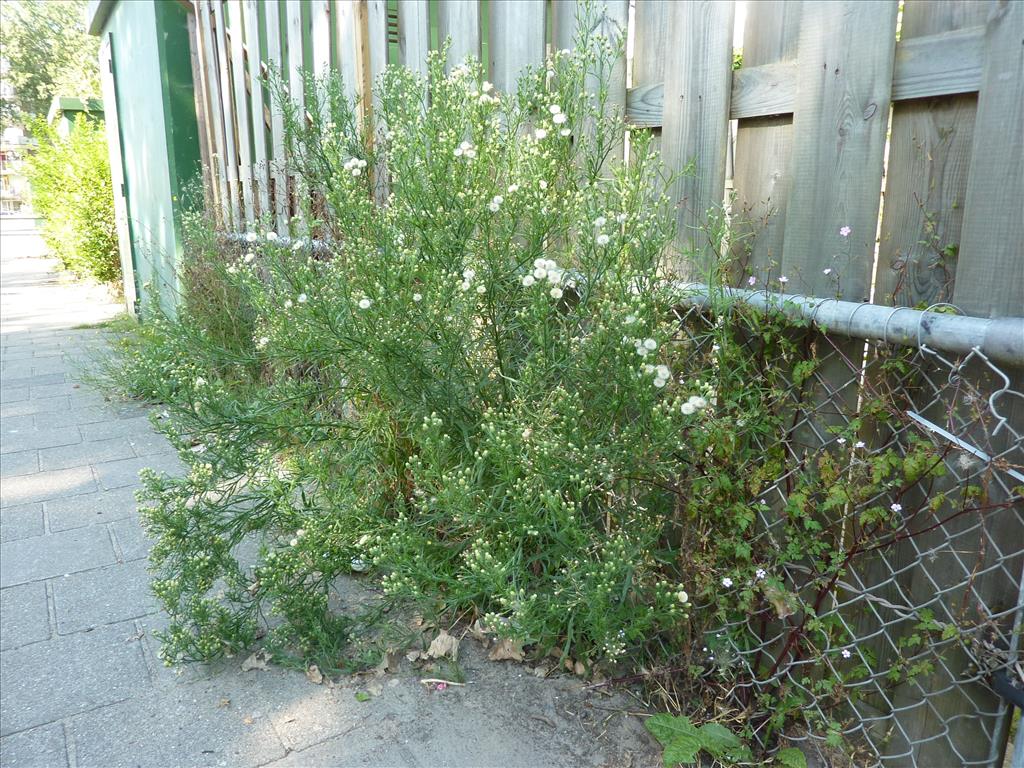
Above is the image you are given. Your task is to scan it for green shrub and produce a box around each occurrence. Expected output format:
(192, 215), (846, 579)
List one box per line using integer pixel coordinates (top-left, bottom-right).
(25, 116), (120, 282)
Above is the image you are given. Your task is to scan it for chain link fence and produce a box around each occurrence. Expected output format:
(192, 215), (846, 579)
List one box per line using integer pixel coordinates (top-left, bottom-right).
(678, 290), (1023, 767)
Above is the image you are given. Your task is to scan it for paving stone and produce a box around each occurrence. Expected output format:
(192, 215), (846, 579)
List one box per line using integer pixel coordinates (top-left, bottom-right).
(1, 414), (36, 432)
(92, 453), (183, 491)
(45, 488), (138, 531)
(79, 416), (154, 442)
(0, 503), (44, 542)
(3, 373), (66, 390)
(0, 525), (116, 587)
(29, 359), (69, 376)
(53, 560), (157, 634)
(68, 679), (288, 768)
(0, 583), (51, 650)
(0, 427), (81, 455)
(39, 438), (135, 472)
(0, 466), (96, 507)
(0, 387), (29, 403)
(0, 723), (68, 768)
(27, 383), (76, 400)
(110, 517), (153, 562)
(0, 623), (150, 736)
(0, 449), (38, 477)
(30, 407), (114, 430)
(0, 396), (71, 417)
(125, 431), (175, 457)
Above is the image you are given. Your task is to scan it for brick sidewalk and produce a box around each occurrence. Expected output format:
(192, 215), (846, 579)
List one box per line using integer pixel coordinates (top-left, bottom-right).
(0, 231), (659, 768)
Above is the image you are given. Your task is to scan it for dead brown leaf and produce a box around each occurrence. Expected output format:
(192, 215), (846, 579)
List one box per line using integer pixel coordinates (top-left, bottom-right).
(305, 664), (324, 685)
(217, 698), (231, 708)
(426, 630), (460, 660)
(488, 637), (525, 662)
(240, 650), (271, 672)
(406, 649), (424, 662)
(469, 619), (490, 643)
(573, 660), (586, 676)
(242, 715), (255, 726)
(374, 649), (402, 676)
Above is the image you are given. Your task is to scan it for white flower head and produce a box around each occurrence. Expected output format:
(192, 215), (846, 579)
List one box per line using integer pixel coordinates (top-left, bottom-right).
(522, 275), (536, 287)
(538, 180), (548, 190)
(841, 648), (852, 659)
(681, 402), (696, 415)
(297, 293), (308, 304)
(463, 268), (476, 281)
(596, 233), (610, 247)
(507, 183), (520, 194)
(552, 112), (567, 125)
(358, 298), (372, 310)
(534, 128), (548, 140)
(284, 299), (293, 309)
(891, 503), (903, 513)
(560, 128), (571, 137)
(256, 336), (269, 349)
(624, 314), (637, 325)
(549, 287), (563, 300)
(755, 568), (767, 580)
(855, 441), (866, 449)
(245, 232), (258, 243)
(688, 395), (707, 410)
(656, 365), (671, 380)
(548, 104), (561, 115)
(476, 284), (486, 294)
(413, 292), (422, 302)
(643, 338), (658, 351)
(533, 267), (548, 280)
(265, 231), (278, 241)
(594, 216), (607, 228)
(243, 252), (255, 263)
(722, 577), (733, 588)
(676, 590), (689, 604)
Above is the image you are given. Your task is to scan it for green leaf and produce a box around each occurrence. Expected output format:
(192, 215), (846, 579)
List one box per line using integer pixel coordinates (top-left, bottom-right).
(775, 747), (807, 768)
(354, 691), (371, 702)
(697, 723), (742, 757)
(645, 714), (698, 746)
(662, 734), (703, 767)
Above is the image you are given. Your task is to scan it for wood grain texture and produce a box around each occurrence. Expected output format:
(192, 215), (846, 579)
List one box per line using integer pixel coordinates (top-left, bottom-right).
(489, 0), (546, 95)
(659, 0), (735, 273)
(187, 11), (216, 214)
(285, 0), (306, 116)
(625, 25), (986, 126)
(953, 0), (1024, 318)
(263, 0), (290, 232)
(227, 0), (255, 225)
(311, 0), (332, 76)
(335, 0), (360, 104)
(631, 0), (668, 151)
(781, 0), (899, 301)
(197, 1), (230, 227)
(729, 0), (801, 280)
(212, 0), (242, 228)
(397, 0), (430, 76)
(437, 0), (481, 71)
(244, 0), (269, 220)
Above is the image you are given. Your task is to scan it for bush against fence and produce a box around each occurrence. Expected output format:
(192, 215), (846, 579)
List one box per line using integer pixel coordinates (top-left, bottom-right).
(25, 117), (120, 283)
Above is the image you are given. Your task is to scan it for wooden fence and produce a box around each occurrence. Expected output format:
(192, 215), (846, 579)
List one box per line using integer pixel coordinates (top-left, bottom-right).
(186, 1), (1022, 765)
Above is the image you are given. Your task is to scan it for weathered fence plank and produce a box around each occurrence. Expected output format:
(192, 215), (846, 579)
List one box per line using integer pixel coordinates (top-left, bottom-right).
(263, 0), (289, 233)
(489, 0), (546, 95)
(197, 1), (230, 227)
(659, 0), (734, 272)
(730, 0), (801, 280)
(397, 0), (430, 76)
(212, 0), (242, 229)
(334, 0), (360, 104)
(953, 0), (1024, 318)
(227, 0), (255, 226)
(780, 0), (898, 299)
(244, 0), (269, 220)
(311, 0), (331, 77)
(437, 0), (481, 72)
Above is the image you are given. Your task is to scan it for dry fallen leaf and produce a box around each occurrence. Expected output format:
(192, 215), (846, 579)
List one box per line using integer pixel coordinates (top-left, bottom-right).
(374, 649), (402, 676)
(305, 664), (324, 685)
(469, 619), (490, 643)
(217, 698), (231, 708)
(426, 630), (460, 660)
(532, 665), (550, 678)
(488, 637), (525, 662)
(240, 650), (271, 672)
(367, 681), (383, 696)
(406, 649), (423, 663)
(573, 660), (586, 676)
(242, 715), (255, 726)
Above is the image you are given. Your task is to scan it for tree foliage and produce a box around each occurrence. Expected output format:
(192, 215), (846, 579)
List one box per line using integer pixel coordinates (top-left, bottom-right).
(0, 0), (100, 122)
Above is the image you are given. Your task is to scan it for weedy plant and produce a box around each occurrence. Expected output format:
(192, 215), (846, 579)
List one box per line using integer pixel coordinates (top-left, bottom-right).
(96, 11), (1006, 766)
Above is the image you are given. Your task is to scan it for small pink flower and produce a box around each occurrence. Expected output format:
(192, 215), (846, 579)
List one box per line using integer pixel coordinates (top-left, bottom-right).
(839, 226), (851, 237)
(747, 275), (756, 286)
(436, 682), (447, 691)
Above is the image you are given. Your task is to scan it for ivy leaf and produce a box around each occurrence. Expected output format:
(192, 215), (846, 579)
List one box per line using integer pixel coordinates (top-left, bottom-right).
(775, 747), (807, 768)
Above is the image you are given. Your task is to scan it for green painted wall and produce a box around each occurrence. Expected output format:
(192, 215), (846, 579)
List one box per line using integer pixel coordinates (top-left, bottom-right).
(96, 0), (201, 317)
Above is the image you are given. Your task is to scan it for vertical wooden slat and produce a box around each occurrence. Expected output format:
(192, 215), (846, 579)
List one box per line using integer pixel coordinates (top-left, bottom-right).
(197, 1), (230, 225)
(245, 0), (270, 221)
(780, 0), (898, 300)
(398, 0), (430, 76)
(730, 0), (801, 281)
(631, 0), (668, 153)
(187, 11), (216, 214)
(952, 0), (1024, 317)
(311, 0), (332, 76)
(437, 0), (481, 72)
(551, 0), (578, 53)
(875, 1), (989, 308)
(366, 0), (390, 89)
(335, 0), (360, 104)
(227, 0), (256, 227)
(212, 0), (242, 228)
(489, 0), (546, 95)
(285, 0), (307, 118)
(659, 0), (735, 273)
(263, 0), (290, 233)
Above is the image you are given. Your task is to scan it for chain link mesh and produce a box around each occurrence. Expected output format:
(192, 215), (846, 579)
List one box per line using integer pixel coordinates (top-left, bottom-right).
(676, 302), (1023, 767)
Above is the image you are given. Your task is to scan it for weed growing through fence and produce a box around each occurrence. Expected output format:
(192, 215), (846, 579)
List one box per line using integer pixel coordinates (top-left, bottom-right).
(96, 18), (1020, 766)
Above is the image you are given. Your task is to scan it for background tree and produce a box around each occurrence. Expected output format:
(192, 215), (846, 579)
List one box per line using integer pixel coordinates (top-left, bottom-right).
(0, 0), (100, 123)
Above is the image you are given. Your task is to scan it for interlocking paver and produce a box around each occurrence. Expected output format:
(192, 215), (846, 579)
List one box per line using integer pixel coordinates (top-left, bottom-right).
(0, 450), (39, 477)
(0, 503), (44, 542)
(0, 525), (116, 587)
(0, 622), (149, 736)
(92, 453), (183, 491)
(109, 517), (153, 562)
(0, 722), (69, 768)
(0, 582), (51, 650)
(0, 465), (96, 507)
(39, 437), (135, 472)
(79, 416), (154, 443)
(45, 488), (138, 531)
(0, 427), (81, 456)
(52, 560), (157, 634)
(0, 396), (71, 418)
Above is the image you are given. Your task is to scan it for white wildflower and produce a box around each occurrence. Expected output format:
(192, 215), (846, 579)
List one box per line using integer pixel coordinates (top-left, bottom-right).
(681, 402), (696, 415)
(643, 338), (658, 351)
(413, 293), (422, 302)
(266, 231), (278, 241)
(534, 128), (548, 140)
(548, 104), (561, 114)
(553, 112), (567, 125)
(522, 275), (536, 287)
(297, 293), (308, 303)
(358, 298), (372, 310)
(722, 577), (733, 588)
(550, 287), (563, 299)
(596, 234), (610, 247)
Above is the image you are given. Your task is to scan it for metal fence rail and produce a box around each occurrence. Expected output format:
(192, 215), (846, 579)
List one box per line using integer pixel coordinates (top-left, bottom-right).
(676, 295), (1023, 767)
